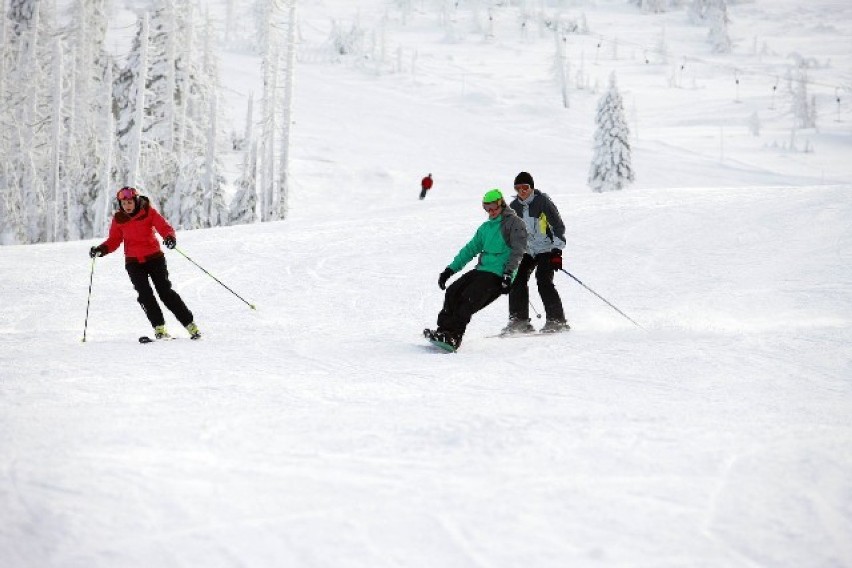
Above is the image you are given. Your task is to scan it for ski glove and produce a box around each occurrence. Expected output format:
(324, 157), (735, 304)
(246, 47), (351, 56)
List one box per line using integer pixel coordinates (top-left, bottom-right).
(438, 267), (455, 290)
(163, 235), (176, 249)
(500, 273), (513, 294)
(89, 245), (105, 258)
(549, 249), (562, 271)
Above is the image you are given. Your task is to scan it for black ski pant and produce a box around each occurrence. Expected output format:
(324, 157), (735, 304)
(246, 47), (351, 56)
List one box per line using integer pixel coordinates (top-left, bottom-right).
(508, 253), (565, 322)
(419, 188), (429, 200)
(125, 255), (194, 328)
(437, 269), (502, 337)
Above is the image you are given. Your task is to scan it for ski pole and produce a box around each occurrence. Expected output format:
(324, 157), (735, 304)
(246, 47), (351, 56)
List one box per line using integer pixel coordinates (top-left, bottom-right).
(559, 269), (644, 330)
(173, 247), (257, 310)
(529, 300), (543, 319)
(82, 257), (96, 342)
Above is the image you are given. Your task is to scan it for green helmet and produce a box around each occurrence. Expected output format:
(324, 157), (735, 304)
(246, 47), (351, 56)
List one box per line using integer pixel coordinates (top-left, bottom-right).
(483, 189), (503, 203)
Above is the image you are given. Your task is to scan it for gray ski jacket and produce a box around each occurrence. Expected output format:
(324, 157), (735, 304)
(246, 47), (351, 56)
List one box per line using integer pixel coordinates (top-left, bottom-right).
(509, 190), (566, 256)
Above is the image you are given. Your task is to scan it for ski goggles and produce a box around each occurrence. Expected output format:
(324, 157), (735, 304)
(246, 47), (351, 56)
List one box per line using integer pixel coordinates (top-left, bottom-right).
(482, 202), (501, 212)
(116, 187), (138, 200)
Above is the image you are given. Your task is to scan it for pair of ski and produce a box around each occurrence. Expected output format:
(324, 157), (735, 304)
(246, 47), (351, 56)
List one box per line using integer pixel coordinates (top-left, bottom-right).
(138, 334), (200, 344)
(425, 328), (563, 353)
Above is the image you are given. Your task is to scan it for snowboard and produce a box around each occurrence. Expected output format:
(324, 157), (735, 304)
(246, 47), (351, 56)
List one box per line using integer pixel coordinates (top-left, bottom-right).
(423, 329), (457, 353)
(427, 337), (457, 353)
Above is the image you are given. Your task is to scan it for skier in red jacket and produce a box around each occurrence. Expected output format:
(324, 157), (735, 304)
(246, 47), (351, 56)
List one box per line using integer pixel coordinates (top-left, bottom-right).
(89, 187), (201, 340)
(419, 173), (433, 200)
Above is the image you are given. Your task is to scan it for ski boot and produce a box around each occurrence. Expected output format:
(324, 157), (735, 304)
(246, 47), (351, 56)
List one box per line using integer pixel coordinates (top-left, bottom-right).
(186, 322), (201, 340)
(434, 330), (462, 350)
(540, 319), (571, 333)
(154, 325), (171, 340)
(500, 317), (535, 336)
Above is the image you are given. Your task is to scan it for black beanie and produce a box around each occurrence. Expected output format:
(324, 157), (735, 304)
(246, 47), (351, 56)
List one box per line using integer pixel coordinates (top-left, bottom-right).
(514, 171), (534, 189)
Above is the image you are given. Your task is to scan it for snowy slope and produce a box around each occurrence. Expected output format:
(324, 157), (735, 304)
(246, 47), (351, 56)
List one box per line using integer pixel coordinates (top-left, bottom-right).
(2, 1), (852, 567)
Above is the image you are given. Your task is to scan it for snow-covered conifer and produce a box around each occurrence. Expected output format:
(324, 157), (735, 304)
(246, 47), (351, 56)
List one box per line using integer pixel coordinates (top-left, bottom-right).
(687, 0), (709, 24)
(631, 0), (667, 13)
(230, 140), (259, 225)
(8, 0), (38, 37)
(706, 0), (731, 54)
(791, 68), (816, 129)
(63, 0), (111, 240)
(6, 0), (50, 243)
(588, 72), (635, 193)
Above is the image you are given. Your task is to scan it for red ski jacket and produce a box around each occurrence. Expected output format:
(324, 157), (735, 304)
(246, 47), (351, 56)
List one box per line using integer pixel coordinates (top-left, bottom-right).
(100, 197), (176, 263)
(421, 176), (433, 190)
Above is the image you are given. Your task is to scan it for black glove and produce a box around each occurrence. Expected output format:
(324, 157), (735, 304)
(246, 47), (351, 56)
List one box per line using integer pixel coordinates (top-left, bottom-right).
(438, 268), (455, 290)
(500, 273), (513, 294)
(550, 249), (562, 271)
(89, 245), (105, 258)
(163, 235), (176, 249)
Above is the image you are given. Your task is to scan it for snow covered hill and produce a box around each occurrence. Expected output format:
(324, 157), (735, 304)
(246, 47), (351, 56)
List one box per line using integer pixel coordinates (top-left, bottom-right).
(1, 1), (851, 566)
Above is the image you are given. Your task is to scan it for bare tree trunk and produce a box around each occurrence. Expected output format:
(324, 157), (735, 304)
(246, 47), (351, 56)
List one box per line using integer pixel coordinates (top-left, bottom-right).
(65, 51), (79, 241)
(164, 0), (176, 152)
(21, 5), (42, 243)
(277, 0), (297, 220)
(259, 4), (276, 223)
(266, 42), (278, 221)
(50, 38), (62, 242)
(555, 30), (569, 109)
(244, 92), (254, 148)
(205, 92), (216, 223)
(128, 13), (149, 188)
(97, 63), (114, 233)
(225, 0), (234, 44)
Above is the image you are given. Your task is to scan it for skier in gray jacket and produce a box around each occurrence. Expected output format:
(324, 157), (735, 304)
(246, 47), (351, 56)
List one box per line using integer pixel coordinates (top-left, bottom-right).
(502, 171), (570, 334)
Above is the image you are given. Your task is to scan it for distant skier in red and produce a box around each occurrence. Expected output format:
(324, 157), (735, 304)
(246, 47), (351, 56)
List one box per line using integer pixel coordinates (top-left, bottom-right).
(419, 173), (433, 200)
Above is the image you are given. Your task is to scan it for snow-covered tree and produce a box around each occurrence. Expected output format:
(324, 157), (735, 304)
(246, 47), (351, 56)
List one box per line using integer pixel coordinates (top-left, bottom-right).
(230, 140), (259, 225)
(115, 1), (227, 229)
(328, 17), (366, 60)
(3, 0), (52, 243)
(230, 96), (257, 225)
(791, 68), (816, 129)
(8, 0), (38, 37)
(202, 90), (229, 227)
(630, 0), (667, 13)
(706, 0), (731, 54)
(113, 15), (147, 188)
(62, 0), (112, 241)
(687, 0), (709, 24)
(276, 0), (297, 220)
(688, 0), (731, 53)
(255, 0), (297, 223)
(553, 30), (569, 108)
(588, 72), (635, 193)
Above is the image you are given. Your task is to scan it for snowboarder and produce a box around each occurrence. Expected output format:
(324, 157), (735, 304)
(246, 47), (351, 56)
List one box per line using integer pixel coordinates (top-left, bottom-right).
(424, 189), (527, 350)
(502, 171), (570, 334)
(419, 173), (433, 200)
(88, 187), (201, 340)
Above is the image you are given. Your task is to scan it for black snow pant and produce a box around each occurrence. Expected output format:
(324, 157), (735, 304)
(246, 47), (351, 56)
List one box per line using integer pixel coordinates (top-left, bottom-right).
(437, 269), (503, 337)
(125, 255), (194, 328)
(508, 253), (565, 322)
(419, 188), (429, 200)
